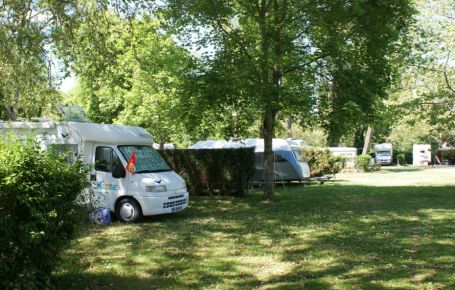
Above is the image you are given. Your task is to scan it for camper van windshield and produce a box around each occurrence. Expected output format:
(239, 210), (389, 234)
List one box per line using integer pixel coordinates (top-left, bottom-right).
(118, 145), (171, 173)
(377, 151), (391, 156)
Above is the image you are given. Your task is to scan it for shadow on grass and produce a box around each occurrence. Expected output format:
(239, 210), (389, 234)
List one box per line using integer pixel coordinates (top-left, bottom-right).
(54, 183), (455, 289)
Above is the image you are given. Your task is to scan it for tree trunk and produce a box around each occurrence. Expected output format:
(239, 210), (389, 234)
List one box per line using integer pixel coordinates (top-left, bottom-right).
(287, 116), (292, 138)
(353, 127), (366, 150)
(362, 126), (374, 155)
(5, 88), (19, 121)
(262, 0), (285, 200)
(263, 107), (275, 199)
(258, 0), (275, 199)
(5, 104), (18, 121)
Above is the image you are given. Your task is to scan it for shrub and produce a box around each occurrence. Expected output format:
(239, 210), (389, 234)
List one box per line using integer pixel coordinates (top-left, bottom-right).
(0, 137), (89, 289)
(356, 154), (378, 172)
(302, 147), (345, 177)
(159, 148), (255, 196)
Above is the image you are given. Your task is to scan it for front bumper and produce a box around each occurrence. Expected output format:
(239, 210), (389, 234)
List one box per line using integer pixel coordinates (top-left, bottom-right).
(135, 190), (189, 216)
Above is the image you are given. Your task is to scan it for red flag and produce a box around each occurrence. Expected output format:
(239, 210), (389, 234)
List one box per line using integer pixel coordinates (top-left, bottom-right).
(125, 149), (136, 175)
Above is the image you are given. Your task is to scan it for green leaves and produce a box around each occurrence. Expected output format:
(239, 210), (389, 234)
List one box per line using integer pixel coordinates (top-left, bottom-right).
(0, 136), (89, 289)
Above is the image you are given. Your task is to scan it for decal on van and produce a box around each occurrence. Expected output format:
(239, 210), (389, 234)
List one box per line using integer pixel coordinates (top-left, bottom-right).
(96, 183), (118, 191)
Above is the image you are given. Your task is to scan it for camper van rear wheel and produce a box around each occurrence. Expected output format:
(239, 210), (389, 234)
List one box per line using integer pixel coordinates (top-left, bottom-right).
(116, 198), (141, 223)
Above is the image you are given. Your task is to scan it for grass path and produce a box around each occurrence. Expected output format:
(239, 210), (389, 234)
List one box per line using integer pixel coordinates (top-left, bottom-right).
(54, 167), (455, 289)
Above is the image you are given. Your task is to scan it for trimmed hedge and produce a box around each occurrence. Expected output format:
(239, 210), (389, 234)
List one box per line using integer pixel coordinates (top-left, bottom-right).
(0, 137), (89, 289)
(159, 148), (255, 196)
(302, 147), (345, 177)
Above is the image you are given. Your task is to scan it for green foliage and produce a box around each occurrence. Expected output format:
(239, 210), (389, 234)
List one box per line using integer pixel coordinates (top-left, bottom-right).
(62, 12), (193, 146)
(356, 154), (376, 172)
(388, 0), (455, 148)
(0, 0), (65, 120)
(159, 148), (255, 196)
(302, 147), (344, 177)
(440, 149), (455, 161)
(394, 149), (413, 165)
(167, 0), (415, 198)
(0, 136), (89, 289)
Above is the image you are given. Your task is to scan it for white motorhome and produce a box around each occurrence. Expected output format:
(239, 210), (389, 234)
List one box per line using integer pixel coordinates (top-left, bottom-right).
(374, 143), (393, 165)
(328, 147), (357, 168)
(0, 120), (189, 222)
(413, 144), (431, 166)
(190, 138), (311, 183)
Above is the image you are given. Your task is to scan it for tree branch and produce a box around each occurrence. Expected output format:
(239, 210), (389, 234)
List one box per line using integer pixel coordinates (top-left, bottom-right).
(443, 51), (455, 93)
(214, 18), (261, 82)
(282, 53), (330, 75)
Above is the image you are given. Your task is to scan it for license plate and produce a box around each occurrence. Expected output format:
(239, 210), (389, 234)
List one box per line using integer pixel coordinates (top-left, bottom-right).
(171, 206), (183, 213)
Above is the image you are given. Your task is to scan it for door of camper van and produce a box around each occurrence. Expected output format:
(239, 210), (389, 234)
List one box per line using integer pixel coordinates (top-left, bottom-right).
(92, 145), (127, 211)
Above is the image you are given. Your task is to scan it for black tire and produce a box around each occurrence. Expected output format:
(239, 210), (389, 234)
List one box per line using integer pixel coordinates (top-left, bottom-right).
(116, 198), (142, 223)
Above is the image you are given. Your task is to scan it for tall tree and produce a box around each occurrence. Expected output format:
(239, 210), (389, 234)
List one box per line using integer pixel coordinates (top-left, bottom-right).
(168, 0), (415, 199)
(61, 11), (193, 147)
(0, 0), (65, 120)
(388, 0), (454, 148)
(0, 0), (142, 120)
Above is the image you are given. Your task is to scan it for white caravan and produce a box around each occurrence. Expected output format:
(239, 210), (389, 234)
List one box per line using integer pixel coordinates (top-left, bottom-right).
(0, 121), (189, 222)
(190, 138), (311, 183)
(413, 144), (431, 166)
(374, 143), (393, 165)
(153, 143), (175, 150)
(286, 138), (308, 162)
(328, 147), (357, 168)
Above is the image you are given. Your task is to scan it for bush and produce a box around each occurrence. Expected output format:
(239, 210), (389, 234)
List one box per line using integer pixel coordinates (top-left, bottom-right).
(394, 149), (412, 165)
(159, 148), (255, 196)
(355, 154), (380, 172)
(302, 147), (345, 177)
(0, 137), (89, 289)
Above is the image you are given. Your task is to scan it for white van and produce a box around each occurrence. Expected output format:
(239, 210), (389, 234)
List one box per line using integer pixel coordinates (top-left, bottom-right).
(374, 143), (393, 165)
(0, 121), (189, 222)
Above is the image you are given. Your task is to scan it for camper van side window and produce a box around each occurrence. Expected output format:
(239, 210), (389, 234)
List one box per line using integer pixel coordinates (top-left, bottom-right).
(95, 147), (120, 172)
(273, 153), (287, 162)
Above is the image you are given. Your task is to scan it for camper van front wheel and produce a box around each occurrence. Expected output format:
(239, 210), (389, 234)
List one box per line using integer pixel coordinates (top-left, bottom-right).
(116, 198), (142, 222)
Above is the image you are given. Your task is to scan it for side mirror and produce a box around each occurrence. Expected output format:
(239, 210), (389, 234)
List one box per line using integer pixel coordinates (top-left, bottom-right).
(112, 163), (126, 179)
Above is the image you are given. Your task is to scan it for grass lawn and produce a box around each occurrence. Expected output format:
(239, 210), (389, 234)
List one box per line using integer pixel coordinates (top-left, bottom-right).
(54, 166), (455, 289)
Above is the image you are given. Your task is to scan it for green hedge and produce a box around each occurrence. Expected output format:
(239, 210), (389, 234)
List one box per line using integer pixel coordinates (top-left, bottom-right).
(440, 149), (455, 160)
(159, 148), (255, 196)
(302, 147), (345, 177)
(0, 137), (89, 289)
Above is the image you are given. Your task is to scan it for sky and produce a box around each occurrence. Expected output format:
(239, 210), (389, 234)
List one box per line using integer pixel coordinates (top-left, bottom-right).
(59, 75), (76, 93)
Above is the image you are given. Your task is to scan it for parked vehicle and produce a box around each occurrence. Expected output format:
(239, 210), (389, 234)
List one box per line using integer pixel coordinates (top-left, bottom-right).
(189, 138), (311, 183)
(413, 144), (431, 166)
(374, 143), (393, 165)
(328, 147), (357, 168)
(0, 109), (188, 223)
(153, 143), (175, 150)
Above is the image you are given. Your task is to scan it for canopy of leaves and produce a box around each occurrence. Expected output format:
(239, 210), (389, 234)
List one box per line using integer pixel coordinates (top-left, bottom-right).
(63, 11), (193, 146)
(167, 0), (415, 142)
(388, 0), (455, 148)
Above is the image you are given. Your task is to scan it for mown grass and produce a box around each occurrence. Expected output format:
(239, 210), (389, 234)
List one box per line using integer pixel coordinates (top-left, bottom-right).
(54, 167), (455, 289)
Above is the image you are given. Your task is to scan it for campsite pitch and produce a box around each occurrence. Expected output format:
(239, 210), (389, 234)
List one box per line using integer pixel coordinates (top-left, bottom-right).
(54, 166), (455, 289)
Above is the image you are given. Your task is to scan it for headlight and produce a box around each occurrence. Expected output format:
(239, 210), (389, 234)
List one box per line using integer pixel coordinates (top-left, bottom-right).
(145, 185), (167, 192)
